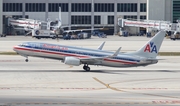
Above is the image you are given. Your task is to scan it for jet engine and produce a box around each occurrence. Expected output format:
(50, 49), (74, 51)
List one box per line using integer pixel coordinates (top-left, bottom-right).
(64, 57), (81, 66)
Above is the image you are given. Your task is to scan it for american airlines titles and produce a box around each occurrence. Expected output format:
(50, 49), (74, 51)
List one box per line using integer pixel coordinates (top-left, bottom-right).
(43, 44), (68, 50)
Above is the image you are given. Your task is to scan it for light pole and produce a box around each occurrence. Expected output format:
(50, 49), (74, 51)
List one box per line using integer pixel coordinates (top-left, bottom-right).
(91, 0), (94, 33)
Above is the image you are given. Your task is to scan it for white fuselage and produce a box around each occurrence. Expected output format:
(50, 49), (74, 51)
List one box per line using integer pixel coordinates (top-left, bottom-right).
(13, 42), (157, 67)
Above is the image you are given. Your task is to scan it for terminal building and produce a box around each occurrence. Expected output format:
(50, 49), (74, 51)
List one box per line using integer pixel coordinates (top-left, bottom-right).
(0, 0), (179, 35)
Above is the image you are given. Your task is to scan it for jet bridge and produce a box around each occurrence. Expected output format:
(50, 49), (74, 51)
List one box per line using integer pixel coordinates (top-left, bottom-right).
(118, 18), (180, 40)
(118, 18), (180, 32)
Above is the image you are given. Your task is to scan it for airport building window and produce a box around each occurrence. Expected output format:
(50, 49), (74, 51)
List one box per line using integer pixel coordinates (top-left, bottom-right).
(94, 16), (101, 24)
(173, 1), (180, 23)
(117, 3), (137, 12)
(12, 15), (28, 19)
(140, 15), (146, 20)
(25, 3), (45, 12)
(94, 3), (114, 12)
(124, 15), (137, 19)
(71, 16), (91, 24)
(108, 16), (114, 24)
(140, 3), (146, 12)
(3, 3), (22, 12)
(71, 3), (91, 12)
(48, 3), (68, 12)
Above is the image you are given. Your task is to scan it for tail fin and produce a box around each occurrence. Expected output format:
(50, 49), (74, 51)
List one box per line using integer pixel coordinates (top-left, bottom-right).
(58, 7), (62, 28)
(133, 31), (166, 58)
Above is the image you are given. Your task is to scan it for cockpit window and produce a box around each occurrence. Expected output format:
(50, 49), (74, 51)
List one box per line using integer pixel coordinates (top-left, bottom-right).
(19, 43), (29, 47)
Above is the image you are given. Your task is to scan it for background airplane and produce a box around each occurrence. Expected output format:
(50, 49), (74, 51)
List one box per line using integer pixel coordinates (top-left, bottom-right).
(13, 31), (166, 71)
(9, 7), (103, 37)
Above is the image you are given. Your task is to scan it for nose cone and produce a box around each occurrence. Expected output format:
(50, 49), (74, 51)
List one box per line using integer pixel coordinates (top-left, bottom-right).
(13, 46), (18, 52)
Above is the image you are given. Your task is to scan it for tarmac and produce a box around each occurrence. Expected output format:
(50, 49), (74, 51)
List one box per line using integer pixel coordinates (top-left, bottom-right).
(0, 35), (180, 52)
(0, 35), (180, 106)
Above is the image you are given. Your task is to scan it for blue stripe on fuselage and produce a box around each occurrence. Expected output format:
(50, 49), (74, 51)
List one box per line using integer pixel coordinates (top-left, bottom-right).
(22, 42), (140, 62)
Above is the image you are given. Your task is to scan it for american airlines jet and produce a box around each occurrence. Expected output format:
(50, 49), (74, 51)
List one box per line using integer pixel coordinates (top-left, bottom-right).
(13, 31), (166, 71)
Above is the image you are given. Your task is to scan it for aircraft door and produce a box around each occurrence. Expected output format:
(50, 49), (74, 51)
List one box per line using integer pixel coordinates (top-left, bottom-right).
(29, 43), (36, 56)
(29, 43), (41, 56)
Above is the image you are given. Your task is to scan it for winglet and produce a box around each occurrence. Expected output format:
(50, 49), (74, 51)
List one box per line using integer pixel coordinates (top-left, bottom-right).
(98, 41), (105, 50)
(108, 47), (121, 58)
(112, 47), (121, 57)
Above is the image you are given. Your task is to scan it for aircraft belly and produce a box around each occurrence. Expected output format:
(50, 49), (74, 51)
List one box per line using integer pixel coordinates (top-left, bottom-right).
(16, 49), (34, 56)
(102, 61), (124, 67)
(101, 61), (131, 67)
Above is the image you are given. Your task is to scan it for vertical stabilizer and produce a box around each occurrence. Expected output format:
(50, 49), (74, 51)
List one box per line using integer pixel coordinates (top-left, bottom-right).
(133, 31), (166, 58)
(58, 7), (62, 28)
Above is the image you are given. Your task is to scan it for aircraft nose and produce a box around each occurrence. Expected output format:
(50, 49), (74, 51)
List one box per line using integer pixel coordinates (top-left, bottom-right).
(13, 46), (18, 51)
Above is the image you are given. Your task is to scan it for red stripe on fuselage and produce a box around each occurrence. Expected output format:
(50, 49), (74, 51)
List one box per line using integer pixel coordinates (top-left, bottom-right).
(14, 47), (89, 58)
(104, 58), (136, 64)
(14, 46), (137, 64)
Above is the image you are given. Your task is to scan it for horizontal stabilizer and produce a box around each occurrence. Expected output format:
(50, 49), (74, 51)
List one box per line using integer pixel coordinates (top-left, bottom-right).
(79, 47), (121, 63)
(63, 28), (104, 33)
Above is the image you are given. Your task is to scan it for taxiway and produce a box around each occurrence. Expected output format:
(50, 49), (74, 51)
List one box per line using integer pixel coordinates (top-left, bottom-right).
(0, 36), (180, 106)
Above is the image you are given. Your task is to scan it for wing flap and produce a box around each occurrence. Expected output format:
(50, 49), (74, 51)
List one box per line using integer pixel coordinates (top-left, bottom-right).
(63, 28), (103, 33)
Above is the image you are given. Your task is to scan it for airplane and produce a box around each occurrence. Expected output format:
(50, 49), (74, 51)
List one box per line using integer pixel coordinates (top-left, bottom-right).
(13, 30), (166, 71)
(31, 7), (103, 39)
(48, 7), (103, 35)
(10, 7), (103, 38)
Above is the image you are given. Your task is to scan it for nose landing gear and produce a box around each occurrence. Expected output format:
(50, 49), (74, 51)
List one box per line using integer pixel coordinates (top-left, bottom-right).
(25, 57), (28, 62)
(25, 58), (28, 62)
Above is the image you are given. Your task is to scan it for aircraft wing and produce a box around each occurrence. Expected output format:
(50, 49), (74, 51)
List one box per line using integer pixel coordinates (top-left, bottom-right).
(50, 25), (70, 28)
(63, 28), (104, 33)
(79, 57), (106, 65)
(61, 25), (70, 28)
(146, 58), (165, 61)
(79, 47), (121, 64)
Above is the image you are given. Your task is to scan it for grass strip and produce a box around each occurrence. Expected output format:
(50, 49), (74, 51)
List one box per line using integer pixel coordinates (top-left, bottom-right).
(0, 52), (18, 55)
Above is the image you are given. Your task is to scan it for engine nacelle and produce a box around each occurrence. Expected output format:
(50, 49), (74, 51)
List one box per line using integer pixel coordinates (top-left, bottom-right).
(64, 57), (81, 66)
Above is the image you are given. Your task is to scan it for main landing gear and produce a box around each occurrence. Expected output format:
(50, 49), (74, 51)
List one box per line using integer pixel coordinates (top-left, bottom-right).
(25, 57), (28, 62)
(83, 64), (90, 71)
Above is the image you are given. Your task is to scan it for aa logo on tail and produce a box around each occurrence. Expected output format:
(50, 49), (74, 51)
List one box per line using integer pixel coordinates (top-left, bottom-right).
(144, 42), (157, 53)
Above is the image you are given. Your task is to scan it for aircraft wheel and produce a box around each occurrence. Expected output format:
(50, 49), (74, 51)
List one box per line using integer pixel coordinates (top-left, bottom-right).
(25, 59), (28, 62)
(85, 67), (90, 71)
(83, 66), (87, 70)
